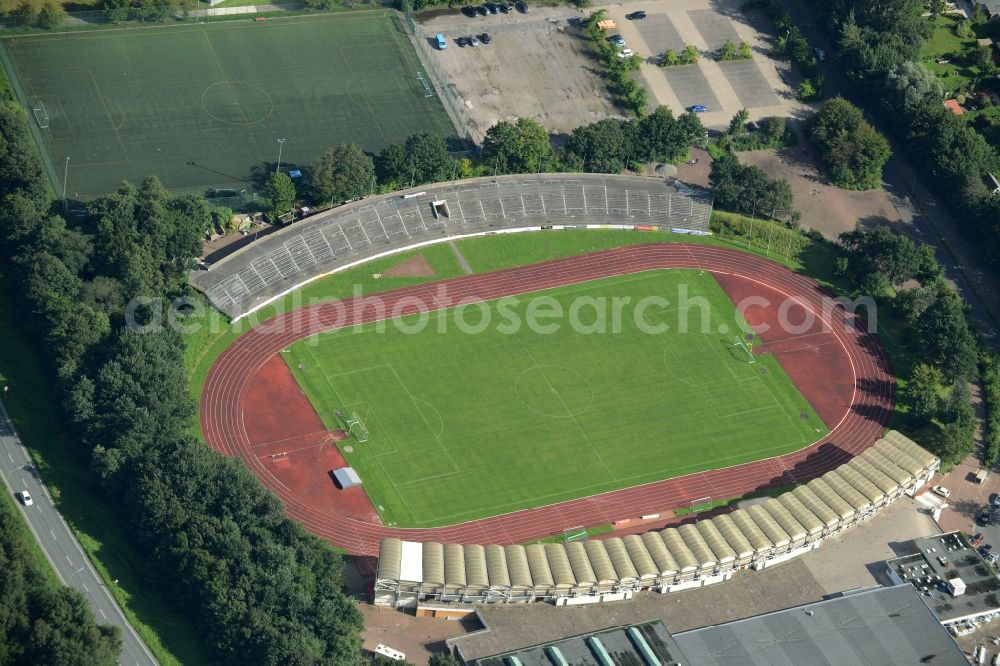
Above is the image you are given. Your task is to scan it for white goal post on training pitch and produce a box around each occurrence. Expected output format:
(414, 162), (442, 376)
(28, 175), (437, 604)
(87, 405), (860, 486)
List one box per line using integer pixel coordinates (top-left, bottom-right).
(33, 101), (49, 129)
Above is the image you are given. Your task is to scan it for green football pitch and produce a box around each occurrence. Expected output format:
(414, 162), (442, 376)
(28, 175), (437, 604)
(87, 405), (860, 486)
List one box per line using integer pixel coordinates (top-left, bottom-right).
(0, 11), (454, 198)
(284, 269), (828, 528)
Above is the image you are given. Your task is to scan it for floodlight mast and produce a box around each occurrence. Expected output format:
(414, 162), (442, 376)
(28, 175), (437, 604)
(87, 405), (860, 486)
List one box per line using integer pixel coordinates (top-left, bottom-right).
(276, 138), (286, 174)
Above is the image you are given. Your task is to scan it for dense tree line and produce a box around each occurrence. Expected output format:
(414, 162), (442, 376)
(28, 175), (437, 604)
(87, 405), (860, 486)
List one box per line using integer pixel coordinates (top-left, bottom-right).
(807, 0), (1000, 268)
(0, 494), (121, 664)
(837, 225), (979, 464)
(722, 111), (794, 152)
(982, 354), (1000, 468)
(0, 100), (363, 663)
(807, 98), (891, 191)
(709, 152), (794, 222)
(581, 11), (647, 116)
(742, 0), (824, 99)
(306, 110), (706, 203)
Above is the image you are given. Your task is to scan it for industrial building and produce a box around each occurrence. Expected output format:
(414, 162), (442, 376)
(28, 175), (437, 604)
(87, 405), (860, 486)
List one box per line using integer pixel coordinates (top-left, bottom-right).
(461, 586), (966, 666)
(885, 531), (1000, 628)
(375, 431), (939, 608)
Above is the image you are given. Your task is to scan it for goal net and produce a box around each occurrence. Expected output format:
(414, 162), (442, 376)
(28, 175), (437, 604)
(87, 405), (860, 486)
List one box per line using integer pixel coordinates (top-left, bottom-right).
(33, 102), (49, 129)
(563, 526), (587, 542)
(689, 496), (714, 514)
(732, 333), (755, 364)
(345, 411), (369, 443)
(416, 71), (433, 98)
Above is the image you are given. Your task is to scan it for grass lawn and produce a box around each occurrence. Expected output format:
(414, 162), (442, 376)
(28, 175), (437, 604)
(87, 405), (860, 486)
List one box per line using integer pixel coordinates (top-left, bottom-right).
(919, 14), (990, 94)
(282, 269), (828, 527)
(0, 10), (453, 197)
(184, 229), (813, 411)
(0, 273), (208, 666)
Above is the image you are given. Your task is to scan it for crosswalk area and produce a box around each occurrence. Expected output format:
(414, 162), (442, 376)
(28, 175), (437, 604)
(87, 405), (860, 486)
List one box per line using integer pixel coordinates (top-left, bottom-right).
(195, 175), (714, 319)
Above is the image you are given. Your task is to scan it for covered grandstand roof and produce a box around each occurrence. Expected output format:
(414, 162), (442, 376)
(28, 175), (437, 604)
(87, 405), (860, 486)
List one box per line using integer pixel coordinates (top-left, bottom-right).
(376, 432), (937, 597)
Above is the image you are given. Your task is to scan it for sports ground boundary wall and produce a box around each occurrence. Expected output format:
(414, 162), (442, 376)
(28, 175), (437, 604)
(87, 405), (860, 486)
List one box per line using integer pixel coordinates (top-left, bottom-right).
(190, 173), (715, 321)
(373, 431), (939, 608)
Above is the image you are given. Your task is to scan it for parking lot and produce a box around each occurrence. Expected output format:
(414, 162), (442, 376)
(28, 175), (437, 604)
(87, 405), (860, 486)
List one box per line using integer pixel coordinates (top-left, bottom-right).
(936, 455), (1000, 552)
(416, 0), (810, 143)
(599, 0), (809, 128)
(417, 6), (620, 142)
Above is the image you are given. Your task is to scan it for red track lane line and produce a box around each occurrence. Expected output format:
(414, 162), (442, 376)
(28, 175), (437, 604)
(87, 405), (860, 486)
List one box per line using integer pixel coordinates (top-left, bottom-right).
(200, 245), (894, 555)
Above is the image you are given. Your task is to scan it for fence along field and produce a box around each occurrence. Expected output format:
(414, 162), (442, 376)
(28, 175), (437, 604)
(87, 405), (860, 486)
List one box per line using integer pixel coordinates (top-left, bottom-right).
(0, 11), (454, 198)
(282, 270), (828, 528)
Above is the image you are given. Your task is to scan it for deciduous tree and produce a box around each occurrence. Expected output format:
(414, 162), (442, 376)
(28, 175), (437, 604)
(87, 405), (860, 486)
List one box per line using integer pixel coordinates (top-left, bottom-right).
(311, 143), (375, 204)
(264, 172), (296, 219)
(906, 363), (943, 424)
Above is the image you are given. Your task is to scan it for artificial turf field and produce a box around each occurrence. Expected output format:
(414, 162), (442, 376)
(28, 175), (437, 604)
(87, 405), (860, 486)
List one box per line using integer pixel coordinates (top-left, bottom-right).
(284, 269), (828, 527)
(0, 11), (454, 198)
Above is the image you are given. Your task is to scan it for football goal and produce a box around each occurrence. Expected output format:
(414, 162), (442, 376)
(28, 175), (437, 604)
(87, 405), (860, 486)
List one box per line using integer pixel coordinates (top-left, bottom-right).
(345, 411), (370, 443)
(689, 496), (714, 514)
(33, 102), (49, 129)
(733, 333), (755, 364)
(416, 71), (433, 98)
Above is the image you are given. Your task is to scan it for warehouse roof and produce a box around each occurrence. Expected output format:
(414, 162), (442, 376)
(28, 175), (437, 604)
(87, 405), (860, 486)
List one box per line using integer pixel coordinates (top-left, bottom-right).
(472, 621), (687, 666)
(673, 585), (967, 665)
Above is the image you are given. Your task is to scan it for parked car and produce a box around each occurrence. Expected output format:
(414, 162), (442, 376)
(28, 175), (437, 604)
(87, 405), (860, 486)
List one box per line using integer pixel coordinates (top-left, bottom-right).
(626, 10), (647, 19)
(476, 4), (488, 15)
(618, 48), (634, 58)
(457, 36), (469, 47)
(814, 47), (827, 61)
(486, 3), (498, 13)
(461, 5), (477, 16)
(931, 485), (951, 498)
(480, 32), (492, 44)
(688, 104), (709, 113)
(991, 493), (1000, 509)
(515, 1), (528, 12)
(435, 33), (447, 50)
(971, 533), (986, 547)
(989, 552), (1000, 565)
(607, 34), (625, 46)
(978, 512), (993, 526)
(16, 490), (32, 506)
(469, 34), (480, 46)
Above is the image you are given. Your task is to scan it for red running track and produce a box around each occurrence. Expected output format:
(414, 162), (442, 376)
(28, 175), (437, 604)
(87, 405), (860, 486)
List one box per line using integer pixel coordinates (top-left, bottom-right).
(200, 244), (894, 556)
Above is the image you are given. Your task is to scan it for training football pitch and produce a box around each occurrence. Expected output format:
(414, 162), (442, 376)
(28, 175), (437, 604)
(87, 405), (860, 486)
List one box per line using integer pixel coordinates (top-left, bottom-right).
(284, 269), (828, 527)
(0, 11), (454, 198)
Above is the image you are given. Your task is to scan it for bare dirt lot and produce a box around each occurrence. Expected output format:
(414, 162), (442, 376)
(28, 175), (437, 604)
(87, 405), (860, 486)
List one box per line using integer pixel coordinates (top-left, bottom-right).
(417, 7), (620, 142)
(739, 135), (903, 240)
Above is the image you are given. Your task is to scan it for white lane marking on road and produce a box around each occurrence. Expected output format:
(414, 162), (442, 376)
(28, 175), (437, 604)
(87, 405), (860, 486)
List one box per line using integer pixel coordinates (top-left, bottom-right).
(82, 584), (89, 592)
(6, 452), (12, 463)
(65, 555), (72, 565)
(99, 608), (106, 619)
(50, 529), (56, 539)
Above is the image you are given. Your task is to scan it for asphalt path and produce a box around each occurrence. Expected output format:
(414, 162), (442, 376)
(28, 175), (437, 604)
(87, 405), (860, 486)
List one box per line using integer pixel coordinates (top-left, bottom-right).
(0, 396), (157, 666)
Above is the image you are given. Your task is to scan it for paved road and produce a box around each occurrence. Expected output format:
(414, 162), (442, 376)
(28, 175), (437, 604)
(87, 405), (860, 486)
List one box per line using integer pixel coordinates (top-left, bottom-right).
(0, 397), (157, 666)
